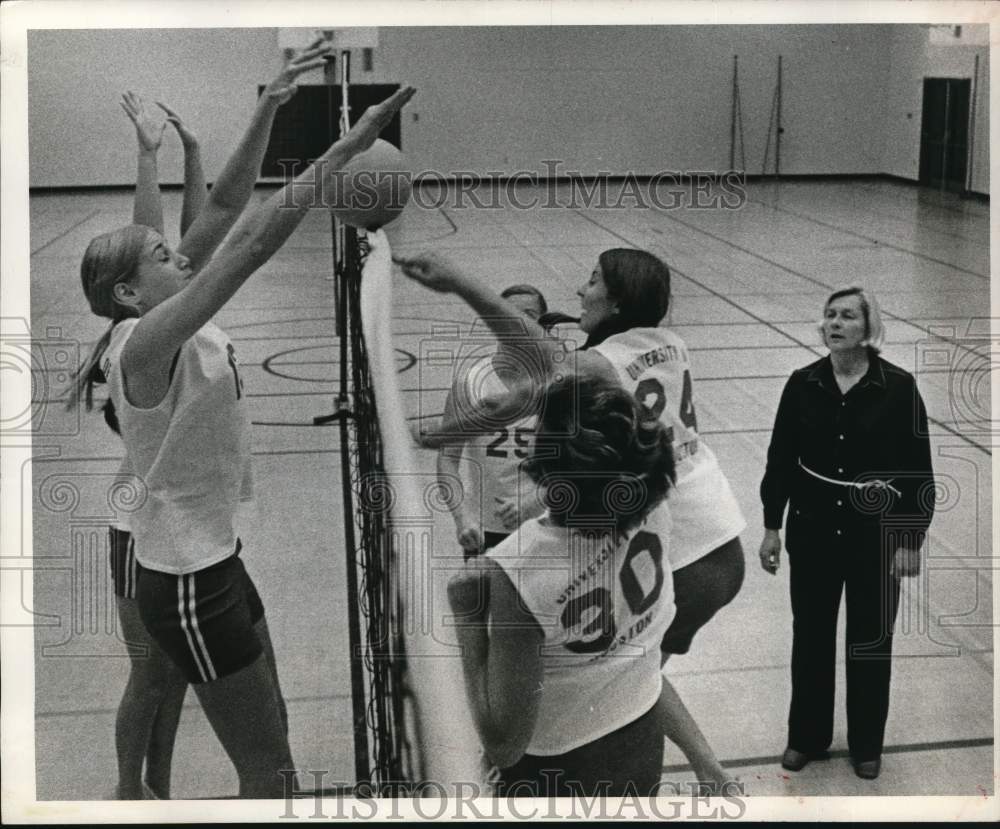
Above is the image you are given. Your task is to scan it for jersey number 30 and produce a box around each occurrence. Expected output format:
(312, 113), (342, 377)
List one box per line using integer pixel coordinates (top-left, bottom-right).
(560, 530), (665, 654)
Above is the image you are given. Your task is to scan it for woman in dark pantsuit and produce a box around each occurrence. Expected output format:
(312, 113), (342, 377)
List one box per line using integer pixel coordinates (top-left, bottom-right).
(758, 285), (935, 781)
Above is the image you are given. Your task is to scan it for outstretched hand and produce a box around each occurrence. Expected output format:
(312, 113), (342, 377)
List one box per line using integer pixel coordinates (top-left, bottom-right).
(392, 251), (463, 294)
(120, 91), (165, 153)
(263, 37), (335, 106)
(341, 86), (417, 153)
(155, 101), (199, 148)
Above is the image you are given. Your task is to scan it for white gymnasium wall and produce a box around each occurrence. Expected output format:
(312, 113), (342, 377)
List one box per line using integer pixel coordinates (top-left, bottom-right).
(28, 25), (985, 190)
(28, 28), (280, 188)
(365, 25), (892, 177)
(880, 25), (990, 193)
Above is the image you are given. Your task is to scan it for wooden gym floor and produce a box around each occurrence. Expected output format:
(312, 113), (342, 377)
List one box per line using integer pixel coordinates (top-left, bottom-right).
(27, 178), (993, 800)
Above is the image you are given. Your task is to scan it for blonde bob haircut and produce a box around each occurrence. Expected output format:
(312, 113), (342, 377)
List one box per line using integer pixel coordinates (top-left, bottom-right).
(820, 285), (884, 353)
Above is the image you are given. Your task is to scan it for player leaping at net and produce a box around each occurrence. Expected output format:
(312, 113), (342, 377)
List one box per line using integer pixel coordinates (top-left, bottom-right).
(445, 371), (678, 796)
(397, 249), (743, 792)
(70, 58), (415, 796)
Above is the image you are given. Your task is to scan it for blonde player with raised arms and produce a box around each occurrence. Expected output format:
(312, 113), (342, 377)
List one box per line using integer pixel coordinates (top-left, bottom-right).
(70, 65), (415, 796)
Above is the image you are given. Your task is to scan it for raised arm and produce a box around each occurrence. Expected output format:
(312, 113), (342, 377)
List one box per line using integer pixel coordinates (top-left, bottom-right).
(423, 347), (619, 441)
(121, 91), (166, 233)
(396, 253), (563, 372)
(175, 40), (333, 273)
(156, 101), (208, 238)
(122, 87), (416, 386)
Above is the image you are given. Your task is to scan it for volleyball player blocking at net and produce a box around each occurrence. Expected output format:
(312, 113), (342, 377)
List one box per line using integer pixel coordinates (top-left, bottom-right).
(105, 90), (207, 801)
(108, 75), (321, 797)
(71, 54), (415, 794)
(398, 249), (743, 789)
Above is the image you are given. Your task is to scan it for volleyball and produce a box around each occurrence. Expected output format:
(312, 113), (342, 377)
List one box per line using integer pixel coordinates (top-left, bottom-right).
(329, 139), (412, 230)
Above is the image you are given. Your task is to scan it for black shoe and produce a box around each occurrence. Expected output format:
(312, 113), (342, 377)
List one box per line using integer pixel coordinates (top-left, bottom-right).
(852, 757), (881, 780)
(781, 748), (829, 771)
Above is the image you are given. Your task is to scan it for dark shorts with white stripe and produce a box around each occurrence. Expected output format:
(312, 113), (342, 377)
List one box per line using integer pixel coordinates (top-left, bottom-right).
(109, 527), (140, 599)
(135, 540), (266, 684)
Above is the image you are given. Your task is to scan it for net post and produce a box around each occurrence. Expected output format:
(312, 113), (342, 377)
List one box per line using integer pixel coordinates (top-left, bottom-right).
(313, 38), (373, 786)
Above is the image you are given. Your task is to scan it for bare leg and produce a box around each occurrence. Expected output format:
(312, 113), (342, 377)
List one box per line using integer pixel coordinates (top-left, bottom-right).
(192, 653), (294, 798)
(142, 667), (188, 798)
(254, 616), (289, 736)
(658, 663), (734, 789)
(114, 597), (182, 799)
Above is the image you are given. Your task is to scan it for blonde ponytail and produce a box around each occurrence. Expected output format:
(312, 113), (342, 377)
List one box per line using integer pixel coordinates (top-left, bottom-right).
(66, 322), (116, 412)
(70, 224), (150, 412)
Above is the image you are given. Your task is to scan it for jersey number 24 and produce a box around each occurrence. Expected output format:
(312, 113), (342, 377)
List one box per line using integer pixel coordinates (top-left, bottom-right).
(635, 370), (697, 440)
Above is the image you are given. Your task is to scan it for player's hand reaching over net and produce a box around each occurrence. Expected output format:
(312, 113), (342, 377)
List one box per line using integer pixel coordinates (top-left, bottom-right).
(340, 86), (417, 154)
(393, 252), (464, 294)
(263, 37), (334, 105)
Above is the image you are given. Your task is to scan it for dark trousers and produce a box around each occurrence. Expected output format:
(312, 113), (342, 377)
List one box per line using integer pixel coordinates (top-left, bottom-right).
(786, 536), (901, 760)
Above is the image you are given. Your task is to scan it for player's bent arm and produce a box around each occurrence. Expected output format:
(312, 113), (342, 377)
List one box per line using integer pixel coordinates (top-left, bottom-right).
(438, 376), (540, 437)
(417, 383), (472, 449)
(436, 442), (470, 535)
(452, 560), (542, 768)
(436, 349), (620, 438)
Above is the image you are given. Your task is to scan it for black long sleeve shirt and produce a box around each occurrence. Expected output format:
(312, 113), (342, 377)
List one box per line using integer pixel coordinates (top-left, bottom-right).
(760, 352), (935, 544)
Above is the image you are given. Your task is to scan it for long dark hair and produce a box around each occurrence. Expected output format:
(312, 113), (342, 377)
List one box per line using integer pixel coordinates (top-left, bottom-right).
(583, 248), (671, 349)
(525, 373), (675, 534)
(500, 283), (548, 318)
(66, 225), (149, 413)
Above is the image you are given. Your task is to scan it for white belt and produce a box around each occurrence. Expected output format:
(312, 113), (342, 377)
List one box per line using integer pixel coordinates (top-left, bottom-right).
(798, 460), (901, 498)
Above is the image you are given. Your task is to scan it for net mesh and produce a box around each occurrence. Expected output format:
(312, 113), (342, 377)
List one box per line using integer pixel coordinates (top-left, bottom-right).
(338, 225), (416, 792)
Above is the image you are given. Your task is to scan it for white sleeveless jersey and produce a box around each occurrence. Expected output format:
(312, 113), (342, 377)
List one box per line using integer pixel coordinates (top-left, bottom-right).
(110, 458), (133, 533)
(102, 318), (253, 574)
(459, 356), (538, 534)
(592, 328), (745, 569)
(487, 501), (675, 755)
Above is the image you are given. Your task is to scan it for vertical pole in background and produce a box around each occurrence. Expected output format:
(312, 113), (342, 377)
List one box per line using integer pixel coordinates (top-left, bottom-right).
(965, 54), (979, 195)
(941, 81), (951, 193)
(729, 55), (737, 171)
(775, 55), (783, 179)
(729, 55), (746, 173)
